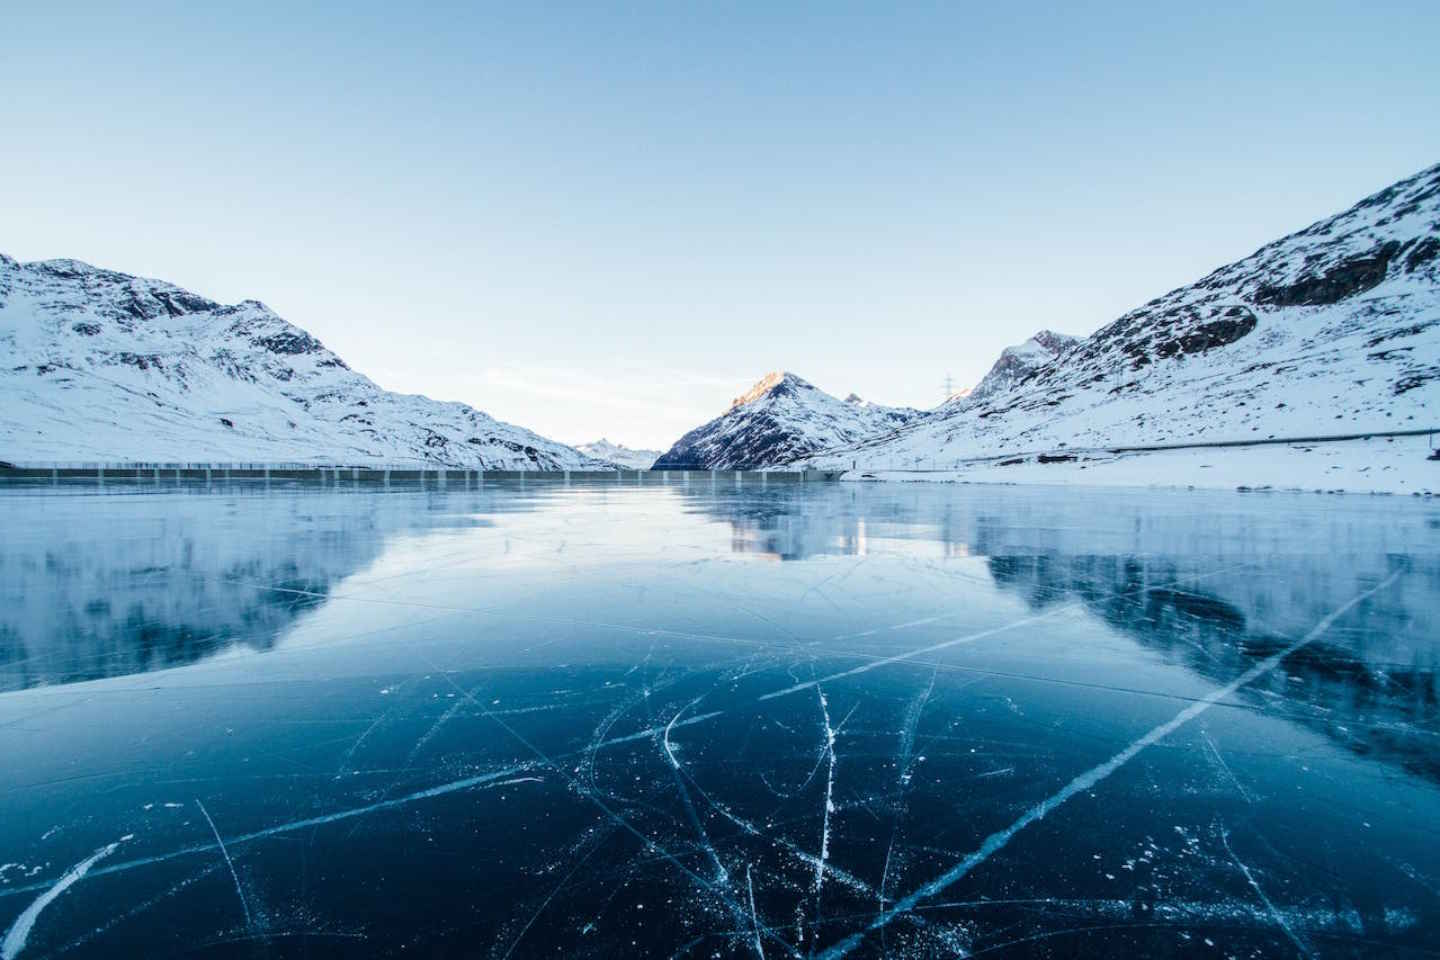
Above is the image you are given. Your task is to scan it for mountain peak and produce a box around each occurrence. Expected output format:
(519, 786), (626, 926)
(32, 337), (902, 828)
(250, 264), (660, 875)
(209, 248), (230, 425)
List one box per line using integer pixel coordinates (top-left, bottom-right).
(1028, 330), (1079, 354)
(33, 258), (112, 280)
(1000, 329), (1080, 360)
(730, 371), (811, 409)
(959, 330), (1082, 408)
(657, 374), (919, 470)
(576, 438), (662, 469)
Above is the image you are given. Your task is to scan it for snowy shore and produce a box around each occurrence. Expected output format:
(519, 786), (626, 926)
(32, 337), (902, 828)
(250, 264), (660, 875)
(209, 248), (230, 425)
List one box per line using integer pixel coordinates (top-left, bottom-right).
(845, 432), (1438, 496)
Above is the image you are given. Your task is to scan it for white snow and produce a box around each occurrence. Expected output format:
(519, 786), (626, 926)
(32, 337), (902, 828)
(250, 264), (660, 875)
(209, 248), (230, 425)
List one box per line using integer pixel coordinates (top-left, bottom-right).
(800, 162), (1440, 490)
(0, 257), (606, 470)
(654, 372), (921, 470)
(4, 162), (1435, 484)
(575, 439), (661, 470)
(849, 434), (1437, 496)
(949, 330), (1081, 410)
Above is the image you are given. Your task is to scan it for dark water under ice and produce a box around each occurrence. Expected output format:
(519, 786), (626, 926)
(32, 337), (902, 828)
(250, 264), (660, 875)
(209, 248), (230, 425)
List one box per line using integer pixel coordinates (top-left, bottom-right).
(1, 477), (1438, 958)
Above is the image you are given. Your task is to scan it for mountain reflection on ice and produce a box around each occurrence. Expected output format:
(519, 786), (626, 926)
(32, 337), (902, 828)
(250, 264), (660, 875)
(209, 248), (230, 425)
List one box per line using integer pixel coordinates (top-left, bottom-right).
(1, 479), (1437, 958)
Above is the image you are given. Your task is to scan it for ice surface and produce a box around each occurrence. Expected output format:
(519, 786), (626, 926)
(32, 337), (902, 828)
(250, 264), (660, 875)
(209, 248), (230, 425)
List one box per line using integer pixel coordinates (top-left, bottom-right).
(1, 478), (1438, 958)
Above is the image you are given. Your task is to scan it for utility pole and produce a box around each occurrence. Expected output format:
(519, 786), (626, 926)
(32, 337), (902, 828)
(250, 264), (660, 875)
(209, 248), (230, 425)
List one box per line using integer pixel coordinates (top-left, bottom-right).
(942, 373), (955, 403)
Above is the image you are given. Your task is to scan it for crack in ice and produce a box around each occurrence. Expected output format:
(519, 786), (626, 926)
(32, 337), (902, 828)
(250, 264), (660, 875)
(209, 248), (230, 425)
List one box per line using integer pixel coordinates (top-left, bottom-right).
(1221, 826), (1313, 958)
(663, 697), (729, 885)
(814, 569), (1403, 959)
(195, 799), (253, 933)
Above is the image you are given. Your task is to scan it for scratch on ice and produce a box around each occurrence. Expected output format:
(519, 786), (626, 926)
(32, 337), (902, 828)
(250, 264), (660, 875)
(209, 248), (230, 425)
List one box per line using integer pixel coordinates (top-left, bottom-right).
(2, 837), (128, 960)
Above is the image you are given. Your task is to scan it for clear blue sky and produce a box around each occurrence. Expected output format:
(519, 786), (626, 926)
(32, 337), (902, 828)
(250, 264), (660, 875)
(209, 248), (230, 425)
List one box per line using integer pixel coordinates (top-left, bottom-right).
(4, 2), (1437, 449)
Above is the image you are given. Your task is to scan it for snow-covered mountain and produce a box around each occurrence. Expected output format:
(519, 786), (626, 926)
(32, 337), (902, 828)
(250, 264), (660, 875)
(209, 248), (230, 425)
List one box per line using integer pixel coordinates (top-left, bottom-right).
(803, 162), (1440, 480)
(652, 371), (921, 470)
(576, 438), (661, 470)
(0, 256), (607, 469)
(951, 329), (1081, 409)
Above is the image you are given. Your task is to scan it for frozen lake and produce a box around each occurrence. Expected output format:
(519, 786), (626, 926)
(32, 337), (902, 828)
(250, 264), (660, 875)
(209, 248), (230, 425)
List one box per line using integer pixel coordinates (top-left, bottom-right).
(1, 479), (1438, 958)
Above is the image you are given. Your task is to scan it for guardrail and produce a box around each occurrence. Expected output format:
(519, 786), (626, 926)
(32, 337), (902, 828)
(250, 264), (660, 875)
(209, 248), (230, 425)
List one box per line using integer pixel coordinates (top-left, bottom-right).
(838, 427), (1440, 473)
(0, 464), (842, 487)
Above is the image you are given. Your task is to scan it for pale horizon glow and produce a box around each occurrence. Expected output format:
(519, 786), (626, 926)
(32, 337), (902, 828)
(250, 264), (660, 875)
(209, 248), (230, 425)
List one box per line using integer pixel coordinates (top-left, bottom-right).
(3, 3), (1437, 450)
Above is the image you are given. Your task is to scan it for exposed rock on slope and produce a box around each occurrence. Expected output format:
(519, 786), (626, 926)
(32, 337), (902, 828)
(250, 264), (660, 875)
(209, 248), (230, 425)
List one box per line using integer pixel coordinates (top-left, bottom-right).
(653, 372), (920, 470)
(0, 256), (606, 468)
(804, 162), (1440, 470)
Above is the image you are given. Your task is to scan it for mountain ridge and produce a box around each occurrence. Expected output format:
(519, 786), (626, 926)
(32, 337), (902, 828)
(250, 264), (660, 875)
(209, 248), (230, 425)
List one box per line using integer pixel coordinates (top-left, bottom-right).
(576, 438), (661, 470)
(653, 372), (920, 470)
(0, 255), (606, 469)
(800, 161), (1440, 476)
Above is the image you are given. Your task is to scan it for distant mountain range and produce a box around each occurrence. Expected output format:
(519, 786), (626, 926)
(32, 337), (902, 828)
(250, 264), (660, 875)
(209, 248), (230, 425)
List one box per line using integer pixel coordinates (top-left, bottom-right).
(0, 257), (606, 469)
(5, 162), (1435, 481)
(650, 163), (1437, 483)
(576, 438), (661, 470)
(651, 372), (921, 470)
(798, 161), (1439, 471)
(647, 332), (1072, 472)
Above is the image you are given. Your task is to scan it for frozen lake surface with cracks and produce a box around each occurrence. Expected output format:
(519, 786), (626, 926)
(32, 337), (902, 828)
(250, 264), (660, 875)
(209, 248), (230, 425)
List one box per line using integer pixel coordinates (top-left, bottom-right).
(2, 478), (1438, 958)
